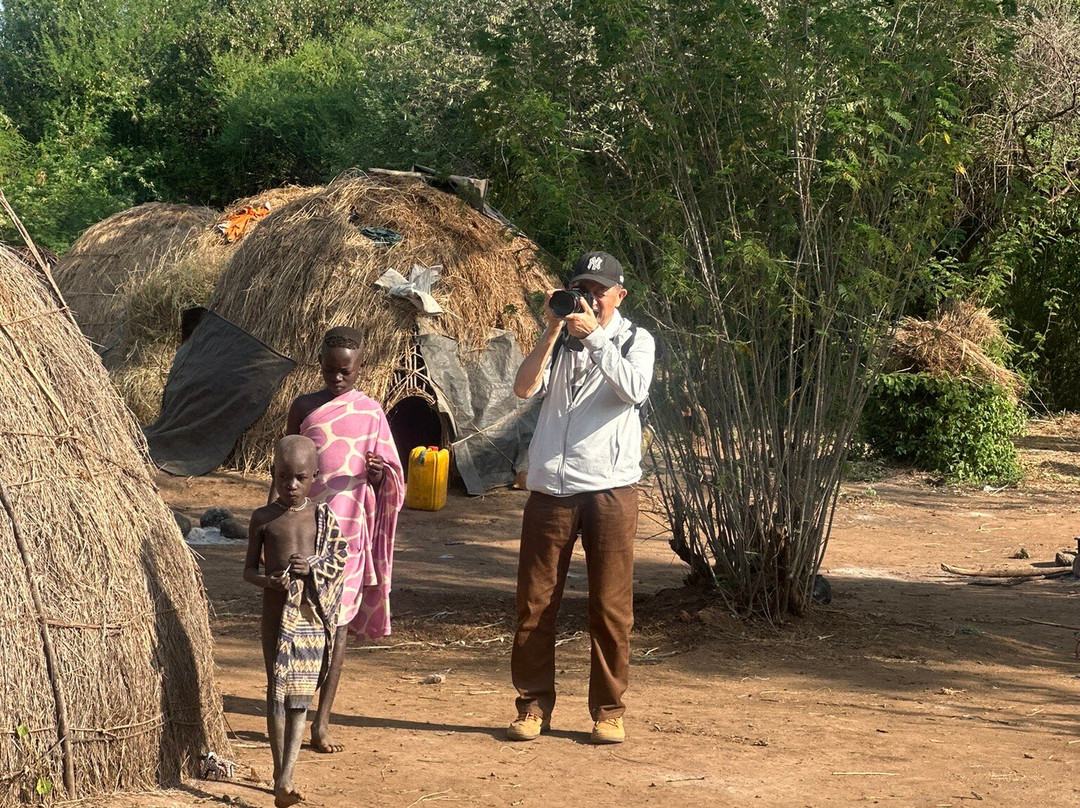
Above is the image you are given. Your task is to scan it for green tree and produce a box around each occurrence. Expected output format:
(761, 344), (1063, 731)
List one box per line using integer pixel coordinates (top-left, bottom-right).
(205, 15), (485, 196)
(475, 0), (990, 618)
(0, 0), (496, 240)
(938, 1), (1080, 409)
(0, 0), (192, 248)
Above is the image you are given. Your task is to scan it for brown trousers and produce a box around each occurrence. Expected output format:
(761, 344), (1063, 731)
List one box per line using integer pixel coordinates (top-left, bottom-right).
(511, 486), (638, 721)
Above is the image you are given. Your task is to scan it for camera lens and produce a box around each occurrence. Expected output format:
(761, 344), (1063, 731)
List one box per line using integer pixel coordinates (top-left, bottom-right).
(548, 289), (581, 318)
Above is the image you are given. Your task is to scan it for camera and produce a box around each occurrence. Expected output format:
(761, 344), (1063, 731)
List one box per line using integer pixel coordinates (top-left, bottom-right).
(548, 288), (595, 319)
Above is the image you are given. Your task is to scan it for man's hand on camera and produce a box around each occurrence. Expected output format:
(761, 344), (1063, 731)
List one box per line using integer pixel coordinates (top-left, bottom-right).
(543, 289), (565, 332)
(564, 298), (599, 338)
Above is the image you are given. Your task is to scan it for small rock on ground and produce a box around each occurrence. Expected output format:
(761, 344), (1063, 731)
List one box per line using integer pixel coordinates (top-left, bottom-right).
(200, 507), (234, 529)
(172, 510), (192, 536)
(219, 517), (248, 540)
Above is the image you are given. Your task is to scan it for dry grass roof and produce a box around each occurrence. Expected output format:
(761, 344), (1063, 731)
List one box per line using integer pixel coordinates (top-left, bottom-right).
(52, 203), (217, 346)
(0, 244), (227, 802)
(54, 189), (324, 423)
(208, 172), (556, 470)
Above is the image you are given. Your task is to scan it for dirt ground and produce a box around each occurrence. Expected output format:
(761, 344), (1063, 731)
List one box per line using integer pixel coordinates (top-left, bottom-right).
(109, 416), (1080, 807)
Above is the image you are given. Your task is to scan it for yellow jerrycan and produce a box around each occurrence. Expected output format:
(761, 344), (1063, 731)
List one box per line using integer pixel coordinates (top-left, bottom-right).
(404, 446), (449, 511)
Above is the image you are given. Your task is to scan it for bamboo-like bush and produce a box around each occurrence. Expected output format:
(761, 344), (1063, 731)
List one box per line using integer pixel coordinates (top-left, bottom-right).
(623, 3), (971, 620)
(0, 242), (227, 804)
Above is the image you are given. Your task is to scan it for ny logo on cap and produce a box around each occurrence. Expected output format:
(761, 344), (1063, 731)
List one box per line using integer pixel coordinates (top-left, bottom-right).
(588, 256), (604, 272)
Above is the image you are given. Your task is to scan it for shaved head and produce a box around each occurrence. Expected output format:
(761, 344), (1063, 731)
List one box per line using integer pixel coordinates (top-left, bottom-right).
(275, 434), (317, 472)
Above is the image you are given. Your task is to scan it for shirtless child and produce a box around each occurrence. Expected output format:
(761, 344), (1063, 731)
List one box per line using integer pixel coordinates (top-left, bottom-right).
(245, 436), (347, 807)
(285, 326), (404, 754)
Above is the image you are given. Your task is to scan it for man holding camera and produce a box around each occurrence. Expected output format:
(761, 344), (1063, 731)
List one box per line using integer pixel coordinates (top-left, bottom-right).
(507, 251), (655, 745)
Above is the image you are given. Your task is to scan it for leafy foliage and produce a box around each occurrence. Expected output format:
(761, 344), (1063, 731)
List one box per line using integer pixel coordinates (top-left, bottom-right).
(205, 19), (479, 197)
(0, 0), (485, 247)
(945, 2), (1080, 410)
(863, 373), (1025, 482)
(978, 204), (1080, 411)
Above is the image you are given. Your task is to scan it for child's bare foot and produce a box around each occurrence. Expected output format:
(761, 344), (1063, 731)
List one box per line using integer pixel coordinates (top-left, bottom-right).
(310, 728), (344, 754)
(274, 785), (304, 807)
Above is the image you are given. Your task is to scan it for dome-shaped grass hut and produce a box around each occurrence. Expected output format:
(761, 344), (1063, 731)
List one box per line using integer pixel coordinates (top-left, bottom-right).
(53, 202), (218, 347)
(206, 171), (557, 473)
(0, 244), (227, 803)
(54, 190), (320, 422)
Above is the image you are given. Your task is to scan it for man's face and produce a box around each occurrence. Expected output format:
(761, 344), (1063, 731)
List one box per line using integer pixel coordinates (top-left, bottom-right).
(320, 346), (363, 396)
(570, 279), (626, 327)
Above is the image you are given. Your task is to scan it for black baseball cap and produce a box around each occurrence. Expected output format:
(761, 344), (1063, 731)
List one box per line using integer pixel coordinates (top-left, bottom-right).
(568, 251), (625, 288)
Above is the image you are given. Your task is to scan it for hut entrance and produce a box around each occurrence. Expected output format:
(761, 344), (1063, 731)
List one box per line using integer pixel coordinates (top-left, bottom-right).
(387, 396), (443, 477)
(384, 341), (448, 479)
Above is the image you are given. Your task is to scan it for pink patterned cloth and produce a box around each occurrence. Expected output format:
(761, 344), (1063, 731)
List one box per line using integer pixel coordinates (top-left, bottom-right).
(301, 390), (404, 639)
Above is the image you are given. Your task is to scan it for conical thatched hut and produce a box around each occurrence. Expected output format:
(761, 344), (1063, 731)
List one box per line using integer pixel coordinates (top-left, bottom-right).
(54, 189), (320, 422)
(0, 244), (227, 803)
(206, 172), (556, 472)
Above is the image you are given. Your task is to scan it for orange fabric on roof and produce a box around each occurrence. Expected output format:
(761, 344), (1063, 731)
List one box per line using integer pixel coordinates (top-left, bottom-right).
(216, 203), (272, 243)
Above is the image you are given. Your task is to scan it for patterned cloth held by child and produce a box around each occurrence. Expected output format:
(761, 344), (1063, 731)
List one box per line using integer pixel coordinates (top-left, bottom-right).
(271, 503), (348, 713)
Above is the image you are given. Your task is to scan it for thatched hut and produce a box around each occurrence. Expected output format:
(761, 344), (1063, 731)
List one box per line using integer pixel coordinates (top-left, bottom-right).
(0, 244), (227, 803)
(54, 190), (320, 422)
(206, 172), (556, 473)
(52, 203), (217, 347)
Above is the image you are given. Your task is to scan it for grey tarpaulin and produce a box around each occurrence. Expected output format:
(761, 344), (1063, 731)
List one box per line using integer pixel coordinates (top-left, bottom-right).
(418, 329), (540, 494)
(144, 308), (295, 475)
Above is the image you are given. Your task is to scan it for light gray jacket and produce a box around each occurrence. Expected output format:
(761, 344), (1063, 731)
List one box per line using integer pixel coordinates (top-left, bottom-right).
(524, 311), (655, 495)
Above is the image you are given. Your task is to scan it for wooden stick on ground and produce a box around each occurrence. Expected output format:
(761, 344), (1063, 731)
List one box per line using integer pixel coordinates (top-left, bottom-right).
(940, 563), (1070, 579)
(1020, 617), (1080, 632)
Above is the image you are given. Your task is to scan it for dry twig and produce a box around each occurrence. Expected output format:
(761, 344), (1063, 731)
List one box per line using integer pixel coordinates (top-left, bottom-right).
(941, 563), (1069, 579)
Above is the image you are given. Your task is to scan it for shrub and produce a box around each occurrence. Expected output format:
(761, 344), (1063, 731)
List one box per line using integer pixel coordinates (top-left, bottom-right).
(862, 372), (1025, 483)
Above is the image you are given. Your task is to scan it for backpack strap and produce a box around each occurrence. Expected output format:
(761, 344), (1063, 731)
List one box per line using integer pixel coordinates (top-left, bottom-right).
(619, 324), (651, 419)
(549, 329), (568, 370)
(620, 323), (638, 358)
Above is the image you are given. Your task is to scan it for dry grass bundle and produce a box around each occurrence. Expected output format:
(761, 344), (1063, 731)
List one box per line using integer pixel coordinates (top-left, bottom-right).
(890, 301), (1023, 396)
(194, 185), (324, 255)
(226, 185), (322, 220)
(0, 244), (227, 804)
(208, 173), (556, 471)
(9, 244), (58, 269)
(52, 203), (217, 346)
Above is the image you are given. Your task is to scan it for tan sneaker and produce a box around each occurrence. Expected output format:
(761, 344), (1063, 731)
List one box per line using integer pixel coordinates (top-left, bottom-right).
(590, 717), (625, 744)
(506, 713), (549, 741)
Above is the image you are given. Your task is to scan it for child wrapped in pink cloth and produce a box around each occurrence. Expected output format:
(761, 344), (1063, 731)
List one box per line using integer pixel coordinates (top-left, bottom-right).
(301, 389), (403, 638)
(286, 326), (404, 754)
